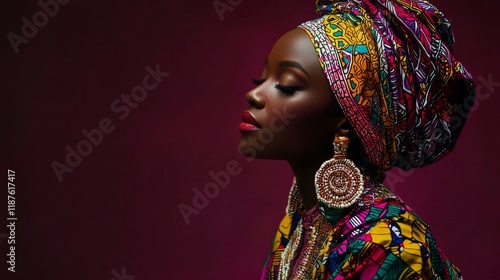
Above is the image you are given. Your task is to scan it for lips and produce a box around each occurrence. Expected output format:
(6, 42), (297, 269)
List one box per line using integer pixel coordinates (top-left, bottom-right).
(239, 111), (261, 131)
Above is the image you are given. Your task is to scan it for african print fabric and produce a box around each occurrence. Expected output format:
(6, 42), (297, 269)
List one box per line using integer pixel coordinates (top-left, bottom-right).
(261, 180), (463, 279)
(299, 0), (476, 171)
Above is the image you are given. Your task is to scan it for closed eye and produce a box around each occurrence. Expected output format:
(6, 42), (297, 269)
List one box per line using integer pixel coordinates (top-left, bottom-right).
(275, 84), (299, 94)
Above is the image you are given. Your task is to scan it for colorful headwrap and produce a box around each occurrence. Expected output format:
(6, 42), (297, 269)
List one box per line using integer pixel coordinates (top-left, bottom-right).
(299, 0), (476, 171)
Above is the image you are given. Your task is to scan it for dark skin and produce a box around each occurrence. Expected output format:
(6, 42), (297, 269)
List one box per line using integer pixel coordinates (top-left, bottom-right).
(239, 28), (356, 210)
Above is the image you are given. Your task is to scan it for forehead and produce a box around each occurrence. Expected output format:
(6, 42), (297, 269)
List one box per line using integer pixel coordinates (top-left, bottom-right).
(267, 28), (324, 77)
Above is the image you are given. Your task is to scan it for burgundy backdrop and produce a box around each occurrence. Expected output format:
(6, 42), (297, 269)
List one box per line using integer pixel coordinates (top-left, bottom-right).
(3, 0), (499, 279)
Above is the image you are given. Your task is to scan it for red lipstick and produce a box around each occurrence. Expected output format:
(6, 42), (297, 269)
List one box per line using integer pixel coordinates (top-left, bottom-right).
(239, 111), (261, 132)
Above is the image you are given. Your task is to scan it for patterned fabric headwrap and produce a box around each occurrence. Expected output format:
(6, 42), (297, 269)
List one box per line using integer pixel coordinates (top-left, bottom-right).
(299, 0), (476, 171)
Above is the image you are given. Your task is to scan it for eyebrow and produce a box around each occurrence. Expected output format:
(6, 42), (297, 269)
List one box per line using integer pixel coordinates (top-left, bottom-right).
(278, 60), (310, 77)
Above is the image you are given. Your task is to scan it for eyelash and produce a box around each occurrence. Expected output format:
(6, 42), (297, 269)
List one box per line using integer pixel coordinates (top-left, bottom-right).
(252, 78), (299, 95)
(252, 78), (265, 85)
(275, 84), (299, 94)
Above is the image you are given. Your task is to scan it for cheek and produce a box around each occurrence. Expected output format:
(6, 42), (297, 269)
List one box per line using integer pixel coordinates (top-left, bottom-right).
(238, 92), (338, 159)
(268, 99), (336, 153)
(286, 97), (336, 133)
(283, 118), (332, 149)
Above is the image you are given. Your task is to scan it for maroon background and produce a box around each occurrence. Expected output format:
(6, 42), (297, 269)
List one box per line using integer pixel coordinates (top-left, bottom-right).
(3, 0), (499, 279)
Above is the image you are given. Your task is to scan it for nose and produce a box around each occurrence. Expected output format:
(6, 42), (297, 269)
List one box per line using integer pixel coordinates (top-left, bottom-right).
(245, 85), (265, 109)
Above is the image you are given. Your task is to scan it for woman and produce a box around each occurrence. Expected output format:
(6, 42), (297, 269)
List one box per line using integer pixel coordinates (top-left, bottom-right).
(239, 0), (474, 279)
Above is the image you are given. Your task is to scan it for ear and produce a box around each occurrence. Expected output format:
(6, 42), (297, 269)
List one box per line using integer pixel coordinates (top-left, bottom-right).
(334, 119), (357, 140)
(329, 116), (347, 132)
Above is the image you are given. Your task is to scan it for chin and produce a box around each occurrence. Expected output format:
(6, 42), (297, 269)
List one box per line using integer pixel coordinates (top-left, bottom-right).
(238, 138), (258, 159)
(239, 145), (285, 161)
(238, 133), (293, 160)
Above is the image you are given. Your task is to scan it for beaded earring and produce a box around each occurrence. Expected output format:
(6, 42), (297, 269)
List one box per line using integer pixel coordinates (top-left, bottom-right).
(314, 136), (364, 208)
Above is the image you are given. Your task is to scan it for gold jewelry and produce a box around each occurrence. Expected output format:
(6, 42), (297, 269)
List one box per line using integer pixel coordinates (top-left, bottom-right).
(279, 203), (334, 279)
(314, 136), (364, 208)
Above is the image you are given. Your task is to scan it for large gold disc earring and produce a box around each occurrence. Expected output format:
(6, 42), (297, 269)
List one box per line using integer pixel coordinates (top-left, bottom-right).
(314, 136), (364, 209)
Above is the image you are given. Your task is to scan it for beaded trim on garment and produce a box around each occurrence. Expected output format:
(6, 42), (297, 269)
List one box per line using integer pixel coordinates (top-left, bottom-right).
(278, 206), (333, 279)
(279, 178), (396, 279)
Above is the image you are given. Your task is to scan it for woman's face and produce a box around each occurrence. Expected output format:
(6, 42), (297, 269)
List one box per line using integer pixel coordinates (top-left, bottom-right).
(238, 28), (345, 161)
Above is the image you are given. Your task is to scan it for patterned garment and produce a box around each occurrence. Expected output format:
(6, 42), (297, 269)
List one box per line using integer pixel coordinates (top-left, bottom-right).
(261, 180), (463, 279)
(299, 0), (476, 171)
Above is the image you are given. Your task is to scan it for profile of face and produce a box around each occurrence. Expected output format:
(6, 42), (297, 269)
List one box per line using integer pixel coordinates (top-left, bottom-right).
(238, 28), (347, 162)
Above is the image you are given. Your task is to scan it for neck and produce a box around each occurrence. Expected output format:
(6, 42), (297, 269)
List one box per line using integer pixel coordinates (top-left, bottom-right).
(288, 154), (332, 210)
